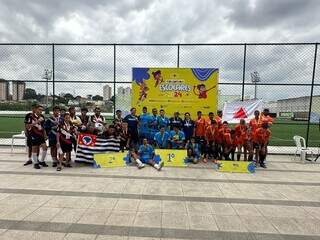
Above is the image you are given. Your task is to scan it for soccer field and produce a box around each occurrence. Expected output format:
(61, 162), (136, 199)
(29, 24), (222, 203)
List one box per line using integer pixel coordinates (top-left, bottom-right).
(0, 116), (319, 147)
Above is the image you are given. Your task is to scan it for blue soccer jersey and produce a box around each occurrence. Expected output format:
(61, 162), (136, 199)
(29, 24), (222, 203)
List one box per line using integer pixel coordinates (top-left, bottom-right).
(138, 144), (155, 163)
(139, 113), (151, 135)
(169, 130), (185, 149)
(154, 131), (170, 148)
(157, 116), (170, 131)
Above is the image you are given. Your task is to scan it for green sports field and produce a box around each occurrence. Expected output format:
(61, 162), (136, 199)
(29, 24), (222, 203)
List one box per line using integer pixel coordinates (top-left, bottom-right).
(0, 116), (319, 147)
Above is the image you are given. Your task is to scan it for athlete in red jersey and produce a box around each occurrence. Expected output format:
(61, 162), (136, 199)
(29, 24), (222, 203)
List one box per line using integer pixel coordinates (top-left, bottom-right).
(25, 104), (48, 169)
(234, 119), (249, 161)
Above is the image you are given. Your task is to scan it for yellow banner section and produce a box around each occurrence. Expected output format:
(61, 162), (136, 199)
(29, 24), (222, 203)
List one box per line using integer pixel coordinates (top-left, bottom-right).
(93, 152), (127, 168)
(214, 161), (255, 173)
(132, 68), (219, 117)
(155, 149), (187, 167)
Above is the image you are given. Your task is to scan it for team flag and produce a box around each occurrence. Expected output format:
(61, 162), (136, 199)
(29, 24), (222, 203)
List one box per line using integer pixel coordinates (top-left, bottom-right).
(75, 133), (121, 163)
(222, 99), (263, 123)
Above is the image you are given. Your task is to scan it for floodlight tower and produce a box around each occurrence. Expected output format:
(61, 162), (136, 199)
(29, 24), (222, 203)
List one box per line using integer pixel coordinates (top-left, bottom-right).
(42, 69), (52, 108)
(251, 71), (261, 99)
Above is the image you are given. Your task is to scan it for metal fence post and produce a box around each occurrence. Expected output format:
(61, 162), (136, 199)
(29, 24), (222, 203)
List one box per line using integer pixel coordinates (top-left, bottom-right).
(113, 44), (116, 119)
(52, 43), (55, 106)
(177, 44), (180, 68)
(306, 43), (318, 147)
(241, 43), (247, 101)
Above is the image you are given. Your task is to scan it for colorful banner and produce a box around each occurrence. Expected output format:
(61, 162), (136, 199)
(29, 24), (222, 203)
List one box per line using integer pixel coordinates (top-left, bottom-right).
(155, 149), (187, 167)
(93, 152), (127, 168)
(132, 68), (219, 117)
(222, 99), (263, 123)
(214, 160), (255, 173)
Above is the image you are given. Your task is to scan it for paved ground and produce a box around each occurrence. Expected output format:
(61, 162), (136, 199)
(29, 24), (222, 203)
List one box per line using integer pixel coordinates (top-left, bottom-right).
(0, 148), (320, 239)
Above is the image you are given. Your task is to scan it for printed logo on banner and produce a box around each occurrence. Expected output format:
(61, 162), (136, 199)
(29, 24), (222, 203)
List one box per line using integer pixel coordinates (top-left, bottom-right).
(78, 133), (97, 147)
(155, 149), (187, 167)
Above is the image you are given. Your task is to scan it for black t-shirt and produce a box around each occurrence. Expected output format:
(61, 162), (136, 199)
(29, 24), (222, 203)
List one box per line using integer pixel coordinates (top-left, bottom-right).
(123, 114), (139, 133)
(169, 117), (183, 130)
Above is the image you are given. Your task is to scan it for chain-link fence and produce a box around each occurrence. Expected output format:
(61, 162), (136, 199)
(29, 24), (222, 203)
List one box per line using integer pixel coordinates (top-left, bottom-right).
(0, 43), (319, 151)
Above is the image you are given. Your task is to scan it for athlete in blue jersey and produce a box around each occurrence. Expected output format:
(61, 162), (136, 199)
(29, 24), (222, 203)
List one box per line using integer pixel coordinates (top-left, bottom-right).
(185, 137), (201, 164)
(169, 126), (185, 149)
(148, 108), (159, 143)
(131, 138), (164, 171)
(157, 109), (170, 132)
(154, 127), (170, 149)
(139, 107), (151, 142)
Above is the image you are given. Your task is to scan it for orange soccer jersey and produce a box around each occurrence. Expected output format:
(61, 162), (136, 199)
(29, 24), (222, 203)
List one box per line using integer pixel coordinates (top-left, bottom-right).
(221, 127), (232, 146)
(195, 117), (206, 137)
(234, 124), (248, 145)
(215, 116), (223, 129)
(205, 124), (217, 142)
(259, 114), (273, 127)
(253, 127), (271, 145)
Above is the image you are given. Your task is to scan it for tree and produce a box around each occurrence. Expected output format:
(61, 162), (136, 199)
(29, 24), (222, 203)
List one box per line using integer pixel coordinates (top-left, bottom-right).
(24, 88), (37, 100)
(92, 95), (103, 101)
(64, 93), (74, 101)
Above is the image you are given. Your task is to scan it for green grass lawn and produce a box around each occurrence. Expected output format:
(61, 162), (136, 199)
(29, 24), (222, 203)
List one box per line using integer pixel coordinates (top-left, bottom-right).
(0, 116), (319, 147)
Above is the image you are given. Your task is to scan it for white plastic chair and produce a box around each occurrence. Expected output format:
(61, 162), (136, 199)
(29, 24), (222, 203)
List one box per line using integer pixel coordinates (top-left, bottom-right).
(292, 135), (313, 161)
(11, 131), (26, 153)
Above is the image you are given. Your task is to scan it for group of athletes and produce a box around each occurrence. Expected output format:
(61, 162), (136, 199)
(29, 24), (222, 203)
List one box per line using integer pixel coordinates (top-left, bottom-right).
(23, 103), (272, 171)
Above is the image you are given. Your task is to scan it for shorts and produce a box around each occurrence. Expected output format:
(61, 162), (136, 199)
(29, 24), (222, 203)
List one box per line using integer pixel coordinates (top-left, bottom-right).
(60, 143), (73, 153)
(49, 139), (57, 147)
(26, 137), (32, 148)
(30, 135), (45, 147)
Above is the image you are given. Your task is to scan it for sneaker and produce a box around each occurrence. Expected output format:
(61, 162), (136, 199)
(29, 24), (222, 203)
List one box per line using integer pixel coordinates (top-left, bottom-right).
(23, 160), (33, 166)
(56, 166), (62, 171)
(39, 161), (48, 167)
(138, 163), (145, 169)
(34, 163), (41, 169)
(157, 161), (164, 171)
(52, 162), (58, 167)
(260, 163), (267, 168)
(65, 163), (72, 168)
(202, 158), (208, 163)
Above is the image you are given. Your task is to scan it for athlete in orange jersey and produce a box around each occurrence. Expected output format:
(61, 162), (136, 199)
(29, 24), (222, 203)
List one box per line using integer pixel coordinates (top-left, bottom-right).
(194, 111), (207, 155)
(258, 108), (273, 127)
(234, 119), (249, 161)
(204, 120), (218, 162)
(215, 110), (223, 129)
(253, 123), (272, 168)
(220, 121), (233, 160)
(248, 110), (260, 162)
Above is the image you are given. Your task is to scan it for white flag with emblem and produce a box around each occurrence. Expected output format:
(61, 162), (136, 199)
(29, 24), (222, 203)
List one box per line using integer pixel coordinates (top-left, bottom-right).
(222, 99), (263, 123)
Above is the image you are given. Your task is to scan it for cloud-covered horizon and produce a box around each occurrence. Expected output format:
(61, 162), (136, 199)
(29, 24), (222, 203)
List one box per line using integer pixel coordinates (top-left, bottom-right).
(0, 0), (319, 103)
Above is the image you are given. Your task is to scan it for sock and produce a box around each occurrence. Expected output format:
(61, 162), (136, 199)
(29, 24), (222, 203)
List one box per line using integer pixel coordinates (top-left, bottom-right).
(28, 156), (32, 161)
(40, 150), (47, 162)
(136, 158), (143, 166)
(32, 153), (38, 164)
(154, 164), (160, 169)
(237, 154), (241, 161)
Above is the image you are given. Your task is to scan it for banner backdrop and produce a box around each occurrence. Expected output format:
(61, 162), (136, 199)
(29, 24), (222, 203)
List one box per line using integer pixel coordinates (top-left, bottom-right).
(132, 68), (219, 117)
(222, 99), (263, 123)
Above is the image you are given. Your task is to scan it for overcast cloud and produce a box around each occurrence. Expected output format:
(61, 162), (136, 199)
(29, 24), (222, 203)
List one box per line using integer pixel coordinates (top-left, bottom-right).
(0, 0), (319, 102)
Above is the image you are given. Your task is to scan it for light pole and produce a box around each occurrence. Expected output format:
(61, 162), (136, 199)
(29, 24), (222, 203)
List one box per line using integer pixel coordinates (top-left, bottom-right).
(42, 69), (52, 112)
(251, 71), (261, 99)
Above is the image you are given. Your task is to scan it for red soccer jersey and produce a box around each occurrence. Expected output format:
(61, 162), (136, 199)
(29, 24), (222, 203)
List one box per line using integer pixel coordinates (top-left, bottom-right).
(195, 117), (206, 137)
(205, 125), (217, 142)
(253, 128), (271, 145)
(258, 114), (273, 127)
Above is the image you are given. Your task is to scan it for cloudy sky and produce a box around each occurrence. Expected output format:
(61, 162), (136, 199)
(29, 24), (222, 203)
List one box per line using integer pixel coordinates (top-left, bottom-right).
(0, 0), (319, 102)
